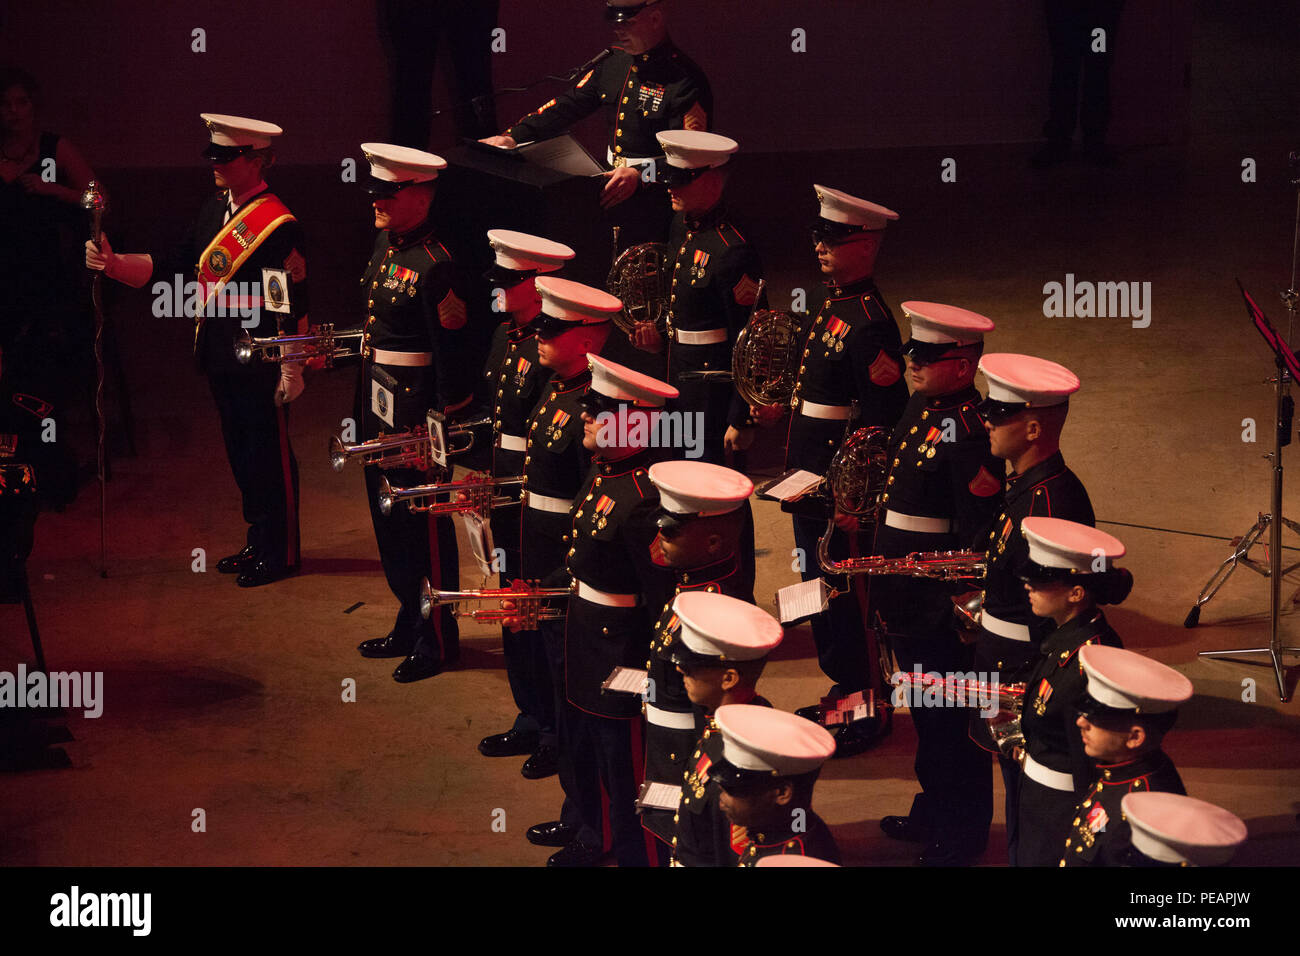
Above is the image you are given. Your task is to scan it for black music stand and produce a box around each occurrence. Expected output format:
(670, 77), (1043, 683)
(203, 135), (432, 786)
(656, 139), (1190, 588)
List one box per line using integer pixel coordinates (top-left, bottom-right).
(1185, 280), (1300, 701)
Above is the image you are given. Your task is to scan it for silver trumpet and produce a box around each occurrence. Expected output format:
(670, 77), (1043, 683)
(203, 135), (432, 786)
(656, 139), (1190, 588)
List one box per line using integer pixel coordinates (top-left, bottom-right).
(329, 414), (492, 472)
(235, 324), (363, 366)
(378, 473), (524, 517)
(419, 576), (571, 625)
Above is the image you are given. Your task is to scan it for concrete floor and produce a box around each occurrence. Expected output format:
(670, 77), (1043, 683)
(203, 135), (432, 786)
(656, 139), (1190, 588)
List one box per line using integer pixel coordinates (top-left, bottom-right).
(5, 106), (1300, 864)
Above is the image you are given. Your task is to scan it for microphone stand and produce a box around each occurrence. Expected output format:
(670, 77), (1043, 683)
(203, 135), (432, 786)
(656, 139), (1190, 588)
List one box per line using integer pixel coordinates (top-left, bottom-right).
(1187, 152), (1300, 702)
(80, 182), (109, 578)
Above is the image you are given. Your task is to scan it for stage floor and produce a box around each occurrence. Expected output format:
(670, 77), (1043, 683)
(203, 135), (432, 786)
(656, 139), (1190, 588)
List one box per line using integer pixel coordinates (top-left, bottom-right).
(4, 132), (1300, 867)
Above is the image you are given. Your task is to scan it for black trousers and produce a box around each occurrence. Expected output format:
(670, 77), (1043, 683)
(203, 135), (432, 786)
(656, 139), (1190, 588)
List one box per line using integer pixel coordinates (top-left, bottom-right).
(1016, 773), (1080, 867)
(377, 0), (500, 144)
(563, 704), (650, 867)
(363, 461), (460, 662)
(1043, 0), (1125, 145)
(541, 616), (583, 831)
(892, 631), (993, 850)
(207, 371), (300, 570)
(792, 513), (873, 694)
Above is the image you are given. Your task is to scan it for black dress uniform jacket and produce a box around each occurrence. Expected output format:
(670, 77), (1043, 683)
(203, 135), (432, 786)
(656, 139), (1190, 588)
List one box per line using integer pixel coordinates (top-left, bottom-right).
(975, 450), (1095, 678)
(734, 811), (842, 867)
(520, 369), (593, 580)
(785, 277), (909, 476)
(507, 40), (712, 163)
(641, 553), (751, 846)
(154, 187), (309, 375)
(872, 386), (1004, 636)
(357, 221), (476, 421)
(1061, 750), (1185, 867)
(664, 204), (764, 437)
(561, 448), (674, 718)
(484, 318), (550, 480)
(669, 696), (772, 868)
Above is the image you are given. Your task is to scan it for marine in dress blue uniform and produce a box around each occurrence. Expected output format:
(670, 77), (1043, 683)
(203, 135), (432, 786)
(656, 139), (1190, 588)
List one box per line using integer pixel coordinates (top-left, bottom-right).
(971, 353), (1095, 863)
(782, 186), (909, 756)
(474, 231), (573, 773)
(872, 303), (1003, 865)
(352, 144), (480, 683)
(709, 704), (841, 866)
(1014, 518), (1130, 867)
(85, 114), (307, 588)
(661, 592), (781, 867)
(1060, 644), (1193, 866)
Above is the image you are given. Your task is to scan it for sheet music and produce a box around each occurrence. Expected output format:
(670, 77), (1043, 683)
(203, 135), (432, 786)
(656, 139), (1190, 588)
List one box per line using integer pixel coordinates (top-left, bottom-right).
(459, 511), (496, 578)
(775, 578), (831, 625)
(758, 469), (823, 502)
(636, 781), (682, 812)
(518, 135), (605, 177)
(602, 666), (650, 696)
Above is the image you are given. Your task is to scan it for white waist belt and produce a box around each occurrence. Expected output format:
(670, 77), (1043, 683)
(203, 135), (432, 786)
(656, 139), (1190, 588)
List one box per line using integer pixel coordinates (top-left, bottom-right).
(1022, 752), (1074, 792)
(646, 704), (695, 730)
(497, 433), (527, 453)
(607, 148), (658, 169)
(673, 328), (727, 346)
(885, 510), (951, 534)
(371, 348), (433, 367)
(981, 610), (1032, 643)
(526, 491), (573, 513)
(575, 580), (638, 608)
(798, 400), (853, 421)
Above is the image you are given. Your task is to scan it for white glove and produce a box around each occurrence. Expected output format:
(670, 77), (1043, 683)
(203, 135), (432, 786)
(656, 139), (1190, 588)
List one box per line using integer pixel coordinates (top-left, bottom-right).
(275, 362), (305, 406)
(85, 234), (154, 288)
(85, 235), (114, 272)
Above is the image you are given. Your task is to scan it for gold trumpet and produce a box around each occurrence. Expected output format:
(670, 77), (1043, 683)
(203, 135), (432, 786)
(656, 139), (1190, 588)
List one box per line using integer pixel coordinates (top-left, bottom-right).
(329, 413), (491, 472)
(419, 576), (571, 626)
(235, 324), (363, 366)
(378, 473), (524, 517)
(817, 544), (988, 581)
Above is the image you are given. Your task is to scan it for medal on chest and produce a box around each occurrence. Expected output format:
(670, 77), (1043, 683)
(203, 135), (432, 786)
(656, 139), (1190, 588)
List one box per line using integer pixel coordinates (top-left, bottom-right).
(513, 356), (532, 389)
(593, 494), (616, 530)
(383, 263), (419, 296)
(691, 248), (710, 280)
(1083, 803), (1109, 844)
(685, 749), (712, 799)
(821, 317), (849, 353)
(637, 82), (666, 114)
(1033, 677), (1053, 716)
(548, 408), (570, 443)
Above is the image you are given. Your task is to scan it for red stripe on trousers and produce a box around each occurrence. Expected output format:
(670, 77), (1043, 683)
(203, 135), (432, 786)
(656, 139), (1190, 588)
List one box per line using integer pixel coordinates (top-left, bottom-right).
(426, 513), (444, 658)
(276, 405), (298, 568)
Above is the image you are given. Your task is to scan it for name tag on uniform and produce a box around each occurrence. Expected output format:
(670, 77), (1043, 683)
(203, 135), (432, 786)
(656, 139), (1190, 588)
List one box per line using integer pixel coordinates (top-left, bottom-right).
(370, 367), (396, 428)
(261, 267), (290, 314)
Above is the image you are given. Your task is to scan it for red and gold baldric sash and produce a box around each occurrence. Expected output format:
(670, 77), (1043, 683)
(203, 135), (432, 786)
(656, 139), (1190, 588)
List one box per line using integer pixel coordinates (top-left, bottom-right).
(193, 194), (296, 327)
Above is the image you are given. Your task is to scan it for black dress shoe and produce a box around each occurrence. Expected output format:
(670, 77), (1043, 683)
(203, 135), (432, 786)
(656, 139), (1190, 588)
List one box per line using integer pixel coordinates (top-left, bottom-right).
(526, 820), (575, 847)
(216, 545), (257, 574)
(793, 703), (824, 724)
(830, 709), (892, 758)
(521, 744), (559, 779)
(478, 728), (540, 758)
(880, 815), (931, 844)
(547, 842), (603, 867)
(392, 653), (448, 683)
(235, 560), (297, 588)
(357, 632), (415, 659)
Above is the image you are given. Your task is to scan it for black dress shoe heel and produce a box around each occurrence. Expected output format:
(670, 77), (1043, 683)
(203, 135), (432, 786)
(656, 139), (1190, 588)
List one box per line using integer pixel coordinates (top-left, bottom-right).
(880, 815), (930, 843)
(547, 842), (603, 867)
(236, 560), (295, 588)
(358, 632), (415, 659)
(392, 653), (446, 683)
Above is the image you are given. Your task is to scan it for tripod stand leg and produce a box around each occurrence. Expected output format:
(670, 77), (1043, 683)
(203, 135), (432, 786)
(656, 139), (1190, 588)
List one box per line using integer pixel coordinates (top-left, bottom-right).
(1184, 515), (1270, 627)
(21, 568), (47, 673)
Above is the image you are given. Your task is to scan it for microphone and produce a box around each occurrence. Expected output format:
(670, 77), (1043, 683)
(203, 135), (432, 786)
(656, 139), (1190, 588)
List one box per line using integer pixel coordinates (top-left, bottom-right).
(566, 48), (613, 81)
